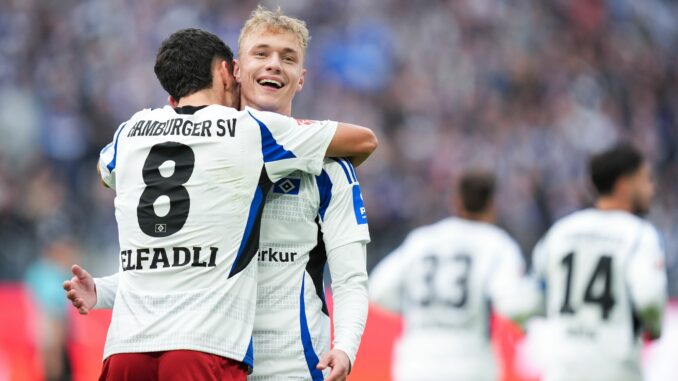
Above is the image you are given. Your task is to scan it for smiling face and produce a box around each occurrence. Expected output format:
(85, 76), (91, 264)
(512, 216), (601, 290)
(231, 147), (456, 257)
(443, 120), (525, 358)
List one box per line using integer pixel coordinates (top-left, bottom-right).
(235, 27), (306, 116)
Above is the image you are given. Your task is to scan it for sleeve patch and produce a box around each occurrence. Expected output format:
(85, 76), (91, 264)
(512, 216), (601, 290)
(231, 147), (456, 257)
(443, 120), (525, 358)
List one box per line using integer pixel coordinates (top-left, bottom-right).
(352, 184), (368, 225)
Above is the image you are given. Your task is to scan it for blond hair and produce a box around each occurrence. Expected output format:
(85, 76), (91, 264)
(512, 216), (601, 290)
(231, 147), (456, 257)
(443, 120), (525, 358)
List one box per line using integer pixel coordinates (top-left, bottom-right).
(238, 5), (310, 54)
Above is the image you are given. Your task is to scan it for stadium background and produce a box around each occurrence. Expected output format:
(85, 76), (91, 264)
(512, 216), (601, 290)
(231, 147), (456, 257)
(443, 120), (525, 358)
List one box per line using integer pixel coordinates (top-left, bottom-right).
(1, 0), (677, 379)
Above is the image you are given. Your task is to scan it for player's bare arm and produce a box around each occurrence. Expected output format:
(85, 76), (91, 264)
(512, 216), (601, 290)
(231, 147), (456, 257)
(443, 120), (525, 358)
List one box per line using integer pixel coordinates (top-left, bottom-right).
(327, 123), (378, 166)
(96, 115), (378, 187)
(171, 91), (378, 164)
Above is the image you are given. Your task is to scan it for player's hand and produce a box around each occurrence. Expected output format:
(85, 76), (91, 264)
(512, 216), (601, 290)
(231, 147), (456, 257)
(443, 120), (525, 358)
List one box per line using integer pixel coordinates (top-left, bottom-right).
(316, 349), (351, 381)
(62, 264), (97, 315)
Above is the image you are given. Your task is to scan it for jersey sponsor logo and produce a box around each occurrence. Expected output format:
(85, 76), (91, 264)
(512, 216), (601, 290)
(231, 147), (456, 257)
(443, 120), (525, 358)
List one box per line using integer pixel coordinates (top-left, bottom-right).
(272, 178), (301, 195)
(120, 246), (218, 271)
(352, 184), (368, 225)
(126, 118), (236, 138)
(258, 248), (298, 262)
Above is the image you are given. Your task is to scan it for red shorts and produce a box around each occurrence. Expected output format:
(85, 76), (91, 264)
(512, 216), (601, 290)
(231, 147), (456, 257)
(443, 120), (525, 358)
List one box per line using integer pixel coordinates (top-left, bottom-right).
(99, 350), (247, 381)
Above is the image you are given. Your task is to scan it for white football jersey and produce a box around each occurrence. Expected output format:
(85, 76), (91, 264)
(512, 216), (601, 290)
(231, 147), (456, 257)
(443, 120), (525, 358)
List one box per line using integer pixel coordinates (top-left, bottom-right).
(97, 104), (337, 367)
(250, 158), (370, 381)
(532, 209), (667, 381)
(369, 218), (525, 381)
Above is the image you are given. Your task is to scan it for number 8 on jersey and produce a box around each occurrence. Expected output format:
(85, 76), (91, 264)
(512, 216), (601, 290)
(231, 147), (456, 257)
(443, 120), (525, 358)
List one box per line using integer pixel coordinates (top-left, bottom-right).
(137, 142), (195, 237)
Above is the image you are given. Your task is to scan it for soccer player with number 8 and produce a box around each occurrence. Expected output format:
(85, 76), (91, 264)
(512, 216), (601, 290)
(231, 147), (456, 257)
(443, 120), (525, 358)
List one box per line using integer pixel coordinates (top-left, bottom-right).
(66, 27), (377, 381)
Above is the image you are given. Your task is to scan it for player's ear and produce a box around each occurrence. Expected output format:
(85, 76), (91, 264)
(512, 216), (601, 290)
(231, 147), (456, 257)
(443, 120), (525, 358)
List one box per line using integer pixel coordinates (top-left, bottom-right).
(168, 96), (178, 108)
(297, 68), (306, 91)
(233, 59), (241, 83)
(217, 60), (235, 89)
(614, 177), (628, 196)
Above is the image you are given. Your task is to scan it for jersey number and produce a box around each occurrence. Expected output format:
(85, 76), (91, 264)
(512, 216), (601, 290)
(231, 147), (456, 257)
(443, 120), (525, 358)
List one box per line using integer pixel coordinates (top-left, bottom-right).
(417, 254), (472, 308)
(560, 252), (615, 320)
(137, 142), (195, 237)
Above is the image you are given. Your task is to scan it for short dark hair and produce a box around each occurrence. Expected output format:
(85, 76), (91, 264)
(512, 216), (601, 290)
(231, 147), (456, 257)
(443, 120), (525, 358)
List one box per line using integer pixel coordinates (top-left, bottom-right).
(154, 28), (234, 101)
(589, 143), (644, 195)
(458, 171), (495, 213)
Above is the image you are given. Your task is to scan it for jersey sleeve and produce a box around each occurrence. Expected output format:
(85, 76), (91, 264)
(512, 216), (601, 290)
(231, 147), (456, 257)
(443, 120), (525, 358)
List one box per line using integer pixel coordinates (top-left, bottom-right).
(93, 272), (120, 310)
(626, 223), (667, 318)
(327, 242), (368, 368)
(531, 236), (549, 293)
(98, 121), (129, 189)
(246, 108), (338, 182)
(488, 237), (538, 322)
(316, 159), (370, 252)
(369, 236), (414, 313)
(519, 235), (550, 318)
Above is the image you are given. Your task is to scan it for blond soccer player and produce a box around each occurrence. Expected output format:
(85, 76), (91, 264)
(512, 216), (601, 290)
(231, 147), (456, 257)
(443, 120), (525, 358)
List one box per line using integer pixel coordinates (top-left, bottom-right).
(65, 8), (375, 381)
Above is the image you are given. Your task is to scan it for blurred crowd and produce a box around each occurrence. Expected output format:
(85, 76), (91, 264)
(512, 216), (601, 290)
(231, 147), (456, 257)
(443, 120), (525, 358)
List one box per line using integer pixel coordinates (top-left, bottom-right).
(1, 0), (677, 296)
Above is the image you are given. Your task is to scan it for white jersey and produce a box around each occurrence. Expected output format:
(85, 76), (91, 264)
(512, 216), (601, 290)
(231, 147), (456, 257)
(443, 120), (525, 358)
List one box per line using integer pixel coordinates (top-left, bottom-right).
(369, 218), (525, 381)
(251, 158), (370, 381)
(97, 104), (337, 366)
(532, 209), (667, 381)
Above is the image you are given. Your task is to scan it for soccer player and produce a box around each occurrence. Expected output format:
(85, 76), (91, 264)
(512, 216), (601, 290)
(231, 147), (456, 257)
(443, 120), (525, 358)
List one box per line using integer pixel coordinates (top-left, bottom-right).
(74, 28), (377, 381)
(531, 143), (667, 381)
(233, 8), (371, 381)
(369, 171), (530, 381)
(66, 11), (374, 381)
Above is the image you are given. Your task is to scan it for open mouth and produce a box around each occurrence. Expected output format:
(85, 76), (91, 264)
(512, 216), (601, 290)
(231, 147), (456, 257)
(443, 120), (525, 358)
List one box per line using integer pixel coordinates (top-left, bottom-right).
(257, 79), (284, 89)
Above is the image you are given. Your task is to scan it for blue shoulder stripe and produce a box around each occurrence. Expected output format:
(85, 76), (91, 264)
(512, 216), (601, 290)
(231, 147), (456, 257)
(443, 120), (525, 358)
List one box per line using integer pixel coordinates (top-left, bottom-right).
(248, 111), (296, 162)
(106, 122), (128, 172)
(331, 158), (353, 184)
(345, 159), (358, 182)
